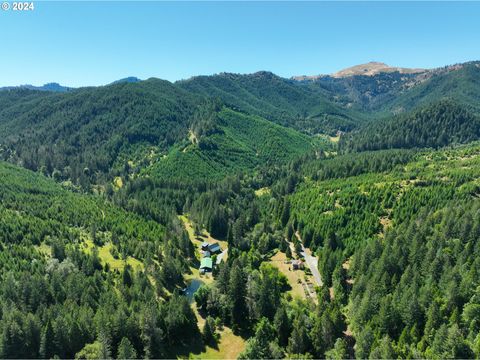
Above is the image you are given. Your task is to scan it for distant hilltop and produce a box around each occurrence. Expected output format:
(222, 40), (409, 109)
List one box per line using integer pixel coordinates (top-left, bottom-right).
(110, 76), (142, 85)
(0, 82), (72, 92)
(0, 77), (142, 92)
(292, 61), (427, 81)
(332, 61), (426, 78)
(3, 62), (480, 90)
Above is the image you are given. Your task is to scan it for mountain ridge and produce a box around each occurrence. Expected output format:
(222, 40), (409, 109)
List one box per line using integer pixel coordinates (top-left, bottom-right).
(292, 61), (426, 81)
(0, 82), (72, 92)
(1, 59), (480, 187)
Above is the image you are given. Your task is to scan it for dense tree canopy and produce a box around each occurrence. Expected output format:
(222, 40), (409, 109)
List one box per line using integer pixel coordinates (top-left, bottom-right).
(2, 61), (480, 359)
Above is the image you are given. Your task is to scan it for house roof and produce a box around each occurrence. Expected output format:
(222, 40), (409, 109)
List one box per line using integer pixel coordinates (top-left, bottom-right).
(200, 257), (213, 269)
(208, 243), (221, 252)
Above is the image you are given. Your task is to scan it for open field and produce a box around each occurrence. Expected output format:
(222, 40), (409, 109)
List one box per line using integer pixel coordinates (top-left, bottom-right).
(35, 231), (144, 273)
(188, 305), (246, 360)
(190, 326), (246, 360)
(269, 251), (315, 300)
(185, 266), (214, 286)
(81, 237), (143, 272)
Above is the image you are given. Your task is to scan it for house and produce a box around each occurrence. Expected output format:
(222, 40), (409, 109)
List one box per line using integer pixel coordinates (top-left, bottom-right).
(292, 259), (304, 270)
(200, 257), (213, 273)
(208, 242), (221, 254)
(200, 242), (222, 254)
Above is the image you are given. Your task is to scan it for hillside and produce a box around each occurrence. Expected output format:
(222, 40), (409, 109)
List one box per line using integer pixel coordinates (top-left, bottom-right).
(0, 80), (200, 185)
(0, 75), (340, 188)
(1, 62), (480, 190)
(331, 61), (426, 78)
(177, 71), (364, 135)
(147, 106), (316, 180)
(384, 62), (480, 113)
(293, 61), (480, 113)
(177, 71), (320, 124)
(341, 100), (480, 151)
(300, 72), (422, 111)
(0, 160), (201, 359)
(293, 62), (426, 81)
(281, 143), (480, 358)
(0, 160), (168, 261)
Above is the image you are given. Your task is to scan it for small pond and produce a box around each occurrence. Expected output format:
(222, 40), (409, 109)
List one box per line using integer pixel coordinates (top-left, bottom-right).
(184, 278), (204, 303)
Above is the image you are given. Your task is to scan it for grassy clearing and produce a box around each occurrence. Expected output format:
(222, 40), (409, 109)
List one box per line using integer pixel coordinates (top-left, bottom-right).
(189, 304), (246, 359)
(316, 133), (340, 144)
(269, 251), (309, 300)
(191, 327), (246, 360)
(254, 187), (271, 197)
(179, 214), (228, 261)
(179, 215), (203, 259)
(180, 215), (199, 244)
(185, 267), (214, 286)
(37, 233), (144, 274)
(82, 237), (143, 272)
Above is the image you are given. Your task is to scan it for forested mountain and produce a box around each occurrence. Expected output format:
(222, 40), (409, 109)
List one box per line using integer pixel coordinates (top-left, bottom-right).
(2, 60), (480, 359)
(294, 61), (480, 114)
(0, 77), (321, 186)
(177, 71), (364, 135)
(2, 61), (480, 189)
(0, 80), (200, 185)
(304, 72), (422, 111)
(384, 63), (480, 114)
(341, 100), (480, 151)
(177, 71), (327, 123)
(148, 105), (316, 180)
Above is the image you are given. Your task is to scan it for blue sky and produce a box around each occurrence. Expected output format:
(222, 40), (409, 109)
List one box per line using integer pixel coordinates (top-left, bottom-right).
(1, 1), (480, 87)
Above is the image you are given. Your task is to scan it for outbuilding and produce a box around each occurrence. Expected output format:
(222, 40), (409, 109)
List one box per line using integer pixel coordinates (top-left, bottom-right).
(200, 257), (213, 273)
(208, 242), (221, 254)
(292, 259), (304, 270)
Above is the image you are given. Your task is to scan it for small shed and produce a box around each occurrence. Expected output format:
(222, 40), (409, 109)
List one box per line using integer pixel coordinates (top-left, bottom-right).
(208, 242), (221, 254)
(200, 257), (213, 272)
(203, 250), (211, 258)
(201, 242), (210, 251)
(292, 260), (304, 270)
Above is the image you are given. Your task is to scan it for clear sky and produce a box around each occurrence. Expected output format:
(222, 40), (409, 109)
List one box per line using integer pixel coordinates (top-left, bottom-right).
(1, 1), (480, 87)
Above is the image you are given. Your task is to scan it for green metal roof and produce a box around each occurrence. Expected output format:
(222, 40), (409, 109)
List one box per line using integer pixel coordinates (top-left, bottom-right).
(200, 257), (213, 269)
